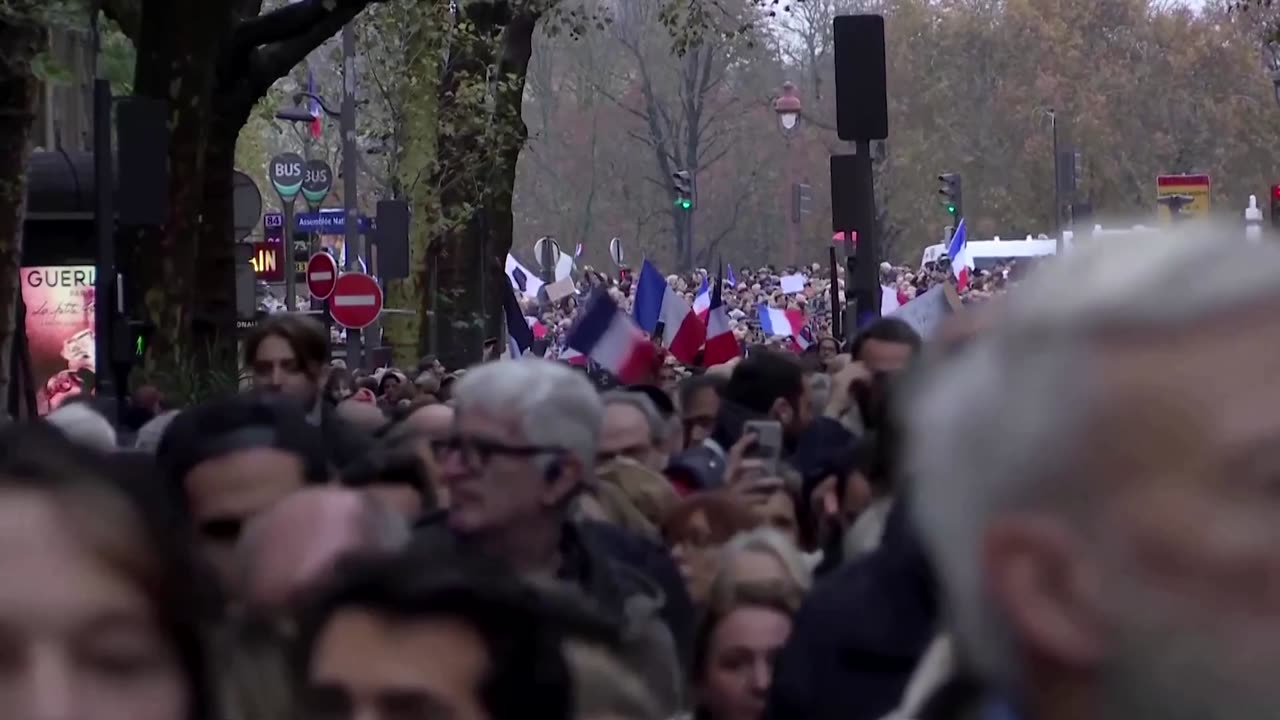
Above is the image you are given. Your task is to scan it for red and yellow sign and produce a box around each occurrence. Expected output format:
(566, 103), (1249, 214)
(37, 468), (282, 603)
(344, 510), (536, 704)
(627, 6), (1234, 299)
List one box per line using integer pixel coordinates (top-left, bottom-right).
(1156, 174), (1210, 222)
(250, 241), (284, 282)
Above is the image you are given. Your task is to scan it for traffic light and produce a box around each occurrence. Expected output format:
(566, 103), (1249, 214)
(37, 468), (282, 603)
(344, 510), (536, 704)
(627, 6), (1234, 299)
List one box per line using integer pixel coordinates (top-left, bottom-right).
(130, 320), (156, 359)
(1270, 185), (1280, 229)
(938, 173), (963, 220)
(672, 170), (694, 210)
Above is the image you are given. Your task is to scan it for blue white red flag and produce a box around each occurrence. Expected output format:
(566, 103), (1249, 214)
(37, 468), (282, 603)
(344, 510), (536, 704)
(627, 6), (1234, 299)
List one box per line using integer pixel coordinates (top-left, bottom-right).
(307, 69), (323, 138)
(947, 218), (970, 291)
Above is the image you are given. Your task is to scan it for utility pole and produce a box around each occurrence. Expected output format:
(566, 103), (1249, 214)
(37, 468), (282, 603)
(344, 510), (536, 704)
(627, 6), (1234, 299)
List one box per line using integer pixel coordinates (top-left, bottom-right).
(1049, 109), (1063, 252)
(91, 2), (118, 410)
(341, 22), (362, 370)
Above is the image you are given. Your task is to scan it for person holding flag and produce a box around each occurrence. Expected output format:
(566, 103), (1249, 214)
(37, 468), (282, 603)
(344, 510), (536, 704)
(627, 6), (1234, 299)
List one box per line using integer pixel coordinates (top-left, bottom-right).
(703, 264), (739, 366)
(692, 277), (711, 321)
(947, 218), (971, 291)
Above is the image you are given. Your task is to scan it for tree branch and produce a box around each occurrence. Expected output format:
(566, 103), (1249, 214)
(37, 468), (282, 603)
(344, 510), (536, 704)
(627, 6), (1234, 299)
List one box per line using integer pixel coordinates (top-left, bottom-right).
(247, 1), (377, 99)
(234, 0), (389, 55)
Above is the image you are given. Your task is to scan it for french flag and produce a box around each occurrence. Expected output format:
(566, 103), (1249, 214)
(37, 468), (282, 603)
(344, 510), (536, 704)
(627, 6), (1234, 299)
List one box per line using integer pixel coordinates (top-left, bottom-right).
(567, 291), (658, 383)
(632, 260), (705, 363)
(790, 325), (815, 353)
(692, 277), (711, 321)
(703, 268), (739, 366)
(758, 305), (806, 338)
(307, 69), (323, 139)
(560, 346), (588, 367)
(948, 218), (971, 291)
(503, 280), (534, 359)
(726, 264), (738, 286)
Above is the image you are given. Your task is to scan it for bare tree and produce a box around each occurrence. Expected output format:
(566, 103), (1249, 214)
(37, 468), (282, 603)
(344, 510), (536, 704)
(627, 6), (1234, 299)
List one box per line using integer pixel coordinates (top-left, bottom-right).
(601, 0), (755, 268)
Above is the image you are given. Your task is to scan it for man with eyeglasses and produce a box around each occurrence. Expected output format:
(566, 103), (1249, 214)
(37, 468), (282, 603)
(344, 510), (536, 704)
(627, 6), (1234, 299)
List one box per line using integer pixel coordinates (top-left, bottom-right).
(413, 358), (691, 716)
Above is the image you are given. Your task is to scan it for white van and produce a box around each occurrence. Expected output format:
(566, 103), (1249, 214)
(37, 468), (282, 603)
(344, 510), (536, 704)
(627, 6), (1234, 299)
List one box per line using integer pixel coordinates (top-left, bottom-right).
(919, 236), (1059, 271)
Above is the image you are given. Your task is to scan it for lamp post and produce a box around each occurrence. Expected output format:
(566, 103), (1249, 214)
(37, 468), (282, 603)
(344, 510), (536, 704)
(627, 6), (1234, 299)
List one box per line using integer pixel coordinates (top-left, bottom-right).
(1035, 106), (1062, 250)
(282, 75), (363, 368)
(774, 82), (803, 268)
(275, 105), (327, 333)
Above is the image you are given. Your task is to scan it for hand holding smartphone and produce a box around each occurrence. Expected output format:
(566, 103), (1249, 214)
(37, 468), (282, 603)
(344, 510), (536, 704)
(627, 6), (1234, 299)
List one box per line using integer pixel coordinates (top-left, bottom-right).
(741, 419), (783, 475)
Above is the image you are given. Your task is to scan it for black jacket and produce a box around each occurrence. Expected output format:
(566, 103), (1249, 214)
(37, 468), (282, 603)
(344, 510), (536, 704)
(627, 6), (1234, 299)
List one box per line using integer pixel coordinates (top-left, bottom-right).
(764, 502), (939, 720)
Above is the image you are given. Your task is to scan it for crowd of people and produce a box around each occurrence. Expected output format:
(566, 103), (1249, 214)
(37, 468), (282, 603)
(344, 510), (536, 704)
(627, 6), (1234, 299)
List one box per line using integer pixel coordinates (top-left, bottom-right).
(499, 255), (1020, 363)
(8, 229), (1260, 720)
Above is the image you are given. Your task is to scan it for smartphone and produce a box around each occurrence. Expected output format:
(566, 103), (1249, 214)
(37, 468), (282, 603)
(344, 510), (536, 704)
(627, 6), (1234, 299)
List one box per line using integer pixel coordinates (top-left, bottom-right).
(742, 419), (783, 474)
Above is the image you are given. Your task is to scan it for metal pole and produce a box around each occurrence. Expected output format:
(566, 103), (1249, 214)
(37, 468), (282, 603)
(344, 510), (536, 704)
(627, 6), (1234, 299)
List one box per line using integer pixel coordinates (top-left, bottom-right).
(785, 138), (797, 268)
(93, 77), (116, 406)
(1051, 112), (1062, 252)
(849, 140), (878, 328)
(301, 136), (331, 340)
(283, 200), (297, 311)
(341, 22), (362, 369)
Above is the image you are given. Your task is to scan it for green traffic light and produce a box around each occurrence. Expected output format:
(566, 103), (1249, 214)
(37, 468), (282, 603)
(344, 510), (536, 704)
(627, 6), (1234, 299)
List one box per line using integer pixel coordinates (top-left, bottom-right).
(135, 336), (145, 356)
(677, 198), (692, 210)
(946, 203), (956, 214)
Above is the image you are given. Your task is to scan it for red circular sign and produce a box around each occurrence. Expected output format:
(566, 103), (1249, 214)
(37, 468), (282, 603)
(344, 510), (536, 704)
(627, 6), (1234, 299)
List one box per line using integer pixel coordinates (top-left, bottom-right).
(329, 272), (383, 330)
(306, 252), (339, 300)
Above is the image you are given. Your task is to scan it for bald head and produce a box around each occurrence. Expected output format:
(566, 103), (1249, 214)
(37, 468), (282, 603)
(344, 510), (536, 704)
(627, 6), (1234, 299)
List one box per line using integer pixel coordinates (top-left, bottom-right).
(337, 398), (388, 434)
(405, 402), (454, 440)
(237, 487), (409, 611)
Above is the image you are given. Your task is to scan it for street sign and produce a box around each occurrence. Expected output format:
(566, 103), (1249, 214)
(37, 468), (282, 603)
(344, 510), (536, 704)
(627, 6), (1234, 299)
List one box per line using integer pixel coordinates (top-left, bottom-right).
(264, 212), (284, 230)
(609, 237), (624, 266)
(302, 159), (333, 208)
(232, 171), (263, 242)
(1156, 174), (1210, 222)
(295, 211), (373, 233)
(534, 236), (561, 270)
(250, 242), (283, 282)
(330, 272), (383, 330)
(306, 252), (339, 300)
(269, 153), (305, 203)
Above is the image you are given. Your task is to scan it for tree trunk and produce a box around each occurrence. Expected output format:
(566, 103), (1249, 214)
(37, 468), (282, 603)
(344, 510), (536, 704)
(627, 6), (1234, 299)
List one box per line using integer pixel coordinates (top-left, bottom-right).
(0, 9), (48, 418)
(192, 108), (249, 369)
(109, 0), (388, 371)
(388, 1), (446, 368)
(123, 0), (232, 364)
(427, 1), (539, 369)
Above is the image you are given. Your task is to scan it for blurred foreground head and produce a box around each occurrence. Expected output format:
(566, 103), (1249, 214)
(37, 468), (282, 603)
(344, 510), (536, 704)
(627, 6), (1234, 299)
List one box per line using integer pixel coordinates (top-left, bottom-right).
(0, 423), (209, 720)
(908, 227), (1280, 720)
(237, 487), (410, 613)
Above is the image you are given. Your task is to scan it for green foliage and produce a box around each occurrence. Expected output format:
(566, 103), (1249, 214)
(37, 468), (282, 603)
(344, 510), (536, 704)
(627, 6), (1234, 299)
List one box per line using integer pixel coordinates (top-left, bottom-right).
(98, 14), (134, 94)
(131, 341), (246, 407)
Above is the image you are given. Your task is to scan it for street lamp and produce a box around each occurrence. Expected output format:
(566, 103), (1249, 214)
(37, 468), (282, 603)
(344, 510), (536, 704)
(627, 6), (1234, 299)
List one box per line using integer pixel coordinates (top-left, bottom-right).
(773, 81), (803, 136)
(276, 78), (363, 367)
(1034, 106), (1063, 247)
(773, 82), (803, 266)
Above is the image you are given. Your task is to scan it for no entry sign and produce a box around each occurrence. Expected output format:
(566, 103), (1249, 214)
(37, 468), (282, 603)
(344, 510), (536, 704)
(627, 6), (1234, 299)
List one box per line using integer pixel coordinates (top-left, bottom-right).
(329, 272), (383, 330)
(306, 252), (338, 300)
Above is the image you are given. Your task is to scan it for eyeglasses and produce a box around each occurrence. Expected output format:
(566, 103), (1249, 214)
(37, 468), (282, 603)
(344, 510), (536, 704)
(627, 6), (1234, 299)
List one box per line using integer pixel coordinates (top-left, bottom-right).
(433, 436), (561, 468)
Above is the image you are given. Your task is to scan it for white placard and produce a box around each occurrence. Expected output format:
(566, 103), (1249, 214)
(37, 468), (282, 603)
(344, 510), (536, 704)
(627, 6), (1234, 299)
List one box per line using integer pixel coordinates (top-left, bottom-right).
(891, 285), (953, 338)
